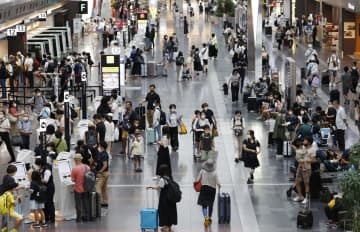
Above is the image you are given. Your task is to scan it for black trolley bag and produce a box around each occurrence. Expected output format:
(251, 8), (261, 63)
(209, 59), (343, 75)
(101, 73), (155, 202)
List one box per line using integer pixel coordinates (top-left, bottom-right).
(135, 104), (146, 130)
(90, 191), (101, 219)
(218, 188), (231, 224)
(297, 197), (313, 229)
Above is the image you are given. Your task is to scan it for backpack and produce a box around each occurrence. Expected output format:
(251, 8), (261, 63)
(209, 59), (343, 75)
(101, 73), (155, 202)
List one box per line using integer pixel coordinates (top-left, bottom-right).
(83, 165), (96, 192)
(159, 110), (166, 125)
(0, 191), (11, 214)
(85, 131), (98, 147)
(175, 56), (184, 66)
(46, 61), (55, 73)
(34, 184), (48, 203)
(163, 177), (182, 203)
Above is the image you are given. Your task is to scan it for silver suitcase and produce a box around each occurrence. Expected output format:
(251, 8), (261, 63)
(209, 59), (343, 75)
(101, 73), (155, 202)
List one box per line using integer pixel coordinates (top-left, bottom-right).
(147, 62), (156, 77)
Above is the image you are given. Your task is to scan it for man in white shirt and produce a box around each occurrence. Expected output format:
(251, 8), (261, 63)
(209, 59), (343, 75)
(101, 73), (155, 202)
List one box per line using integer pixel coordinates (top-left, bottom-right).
(200, 43), (209, 73)
(333, 100), (348, 151)
(24, 54), (34, 88)
(327, 51), (340, 87)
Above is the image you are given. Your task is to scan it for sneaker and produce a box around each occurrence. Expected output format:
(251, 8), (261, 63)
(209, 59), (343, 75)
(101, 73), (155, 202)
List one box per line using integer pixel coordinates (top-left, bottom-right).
(250, 174), (254, 180)
(32, 224), (41, 229)
(247, 178), (253, 184)
(234, 158), (239, 163)
(293, 196), (304, 202)
(41, 223), (49, 228)
(301, 197), (309, 204)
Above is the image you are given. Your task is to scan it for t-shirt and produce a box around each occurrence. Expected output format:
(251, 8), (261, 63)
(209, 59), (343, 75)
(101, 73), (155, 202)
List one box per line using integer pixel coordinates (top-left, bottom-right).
(95, 151), (109, 172)
(96, 121), (106, 143)
(336, 106), (347, 130)
(0, 175), (16, 195)
(0, 119), (10, 133)
(29, 181), (41, 200)
(145, 92), (160, 110)
(203, 109), (215, 125)
(131, 139), (142, 156)
(71, 164), (86, 193)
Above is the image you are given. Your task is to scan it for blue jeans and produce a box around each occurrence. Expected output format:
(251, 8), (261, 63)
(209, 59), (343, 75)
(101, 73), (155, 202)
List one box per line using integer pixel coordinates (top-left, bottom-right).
(0, 79), (6, 98)
(155, 125), (161, 141)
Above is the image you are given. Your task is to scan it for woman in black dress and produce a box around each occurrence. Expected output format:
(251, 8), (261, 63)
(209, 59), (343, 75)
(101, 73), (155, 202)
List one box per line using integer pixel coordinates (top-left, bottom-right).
(242, 130), (261, 184)
(156, 127), (172, 177)
(147, 164), (177, 232)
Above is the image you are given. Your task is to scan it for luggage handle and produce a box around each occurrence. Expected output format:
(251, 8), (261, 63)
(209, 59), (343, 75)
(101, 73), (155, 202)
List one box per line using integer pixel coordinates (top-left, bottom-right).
(146, 188), (156, 208)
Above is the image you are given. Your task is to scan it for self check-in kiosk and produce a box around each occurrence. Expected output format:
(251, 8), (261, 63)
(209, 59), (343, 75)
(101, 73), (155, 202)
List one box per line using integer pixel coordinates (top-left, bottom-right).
(53, 153), (76, 221)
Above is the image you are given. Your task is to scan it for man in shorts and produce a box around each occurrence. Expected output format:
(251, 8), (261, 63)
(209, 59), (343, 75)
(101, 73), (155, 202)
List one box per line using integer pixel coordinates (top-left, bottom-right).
(294, 136), (316, 204)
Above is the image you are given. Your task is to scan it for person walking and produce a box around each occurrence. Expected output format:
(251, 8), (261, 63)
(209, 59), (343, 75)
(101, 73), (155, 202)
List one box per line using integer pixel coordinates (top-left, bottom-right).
(94, 141), (109, 207)
(71, 153), (91, 222)
(184, 16), (189, 36)
(175, 52), (185, 81)
(141, 84), (161, 128)
(339, 66), (352, 105)
(166, 104), (182, 152)
(156, 127), (172, 176)
(147, 164), (178, 232)
(327, 51), (340, 87)
(242, 130), (261, 184)
(227, 70), (240, 102)
(195, 159), (220, 227)
(200, 43), (209, 73)
(232, 111), (244, 163)
(208, 34), (218, 59)
(0, 61), (6, 99)
(333, 100), (348, 151)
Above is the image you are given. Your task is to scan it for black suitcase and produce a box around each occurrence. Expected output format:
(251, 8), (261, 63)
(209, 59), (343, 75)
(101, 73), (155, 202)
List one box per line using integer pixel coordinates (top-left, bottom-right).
(90, 192), (101, 219)
(301, 68), (306, 79)
(329, 89), (340, 103)
(218, 192), (231, 224)
(309, 171), (321, 199)
(321, 71), (330, 84)
(297, 198), (313, 229)
(247, 97), (258, 112)
(135, 105), (146, 118)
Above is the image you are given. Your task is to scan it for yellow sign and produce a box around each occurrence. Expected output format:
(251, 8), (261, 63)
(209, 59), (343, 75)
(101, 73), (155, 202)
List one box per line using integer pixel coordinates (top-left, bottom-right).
(102, 67), (119, 73)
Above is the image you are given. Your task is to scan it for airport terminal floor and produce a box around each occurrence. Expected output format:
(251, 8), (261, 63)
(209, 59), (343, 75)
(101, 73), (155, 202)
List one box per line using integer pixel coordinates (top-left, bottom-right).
(2, 1), (360, 232)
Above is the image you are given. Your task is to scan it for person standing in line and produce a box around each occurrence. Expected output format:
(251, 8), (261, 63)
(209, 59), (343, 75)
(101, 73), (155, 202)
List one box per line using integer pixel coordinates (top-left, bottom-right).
(0, 61), (7, 99)
(71, 153), (91, 222)
(24, 53), (34, 88)
(17, 113), (32, 149)
(94, 141), (109, 207)
(195, 159), (220, 227)
(29, 171), (48, 229)
(333, 100), (348, 151)
(242, 130), (261, 184)
(104, 113), (115, 159)
(93, 114), (106, 144)
(200, 43), (209, 73)
(0, 111), (15, 162)
(327, 51), (340, 87)
(147, 164), (178, 232)
(166, 104), (182, 152)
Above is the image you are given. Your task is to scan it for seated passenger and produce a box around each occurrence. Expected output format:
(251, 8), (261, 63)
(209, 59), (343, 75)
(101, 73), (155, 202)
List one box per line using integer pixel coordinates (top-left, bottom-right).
(324, 193), (344, 229)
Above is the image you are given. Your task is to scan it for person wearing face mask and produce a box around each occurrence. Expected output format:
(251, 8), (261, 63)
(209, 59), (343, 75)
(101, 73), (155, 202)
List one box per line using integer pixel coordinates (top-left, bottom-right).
(232, 111), (244, 163)
(45, 142), (57, 165)
(96, 96), (112, 118)
(242, 130), (261, 184)
(272, 111), (287, 156)
(140, 84), (161, 128)
(120, 101), (138, 156)
(18, 113), (32, 149)
(166, 104), (182, 152)
(286, 110), (300, 141)
(201, 103), (216, 129)
(34, 158), (55, 223)
(198, 125), (214, 161)
(94, 141), (109, 207)
(0, 111), (15, 162)
(193, 111), (211, 157)
(29, 89), (47, 115)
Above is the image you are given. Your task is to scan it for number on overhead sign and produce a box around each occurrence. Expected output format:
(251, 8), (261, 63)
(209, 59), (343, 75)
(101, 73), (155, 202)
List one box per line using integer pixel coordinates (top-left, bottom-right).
(16, 25), (26, 33)
(6, 29), (17, 37)
(39, 13), (47, 19)
(81, 72), (87, 81)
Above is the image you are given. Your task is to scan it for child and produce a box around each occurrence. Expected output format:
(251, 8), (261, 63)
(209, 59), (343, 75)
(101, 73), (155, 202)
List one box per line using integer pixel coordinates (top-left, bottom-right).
(29, 171), (48, 229)
(130, 132), (143, 172)
(265, 114), (276, 147)
(198, 125), (214, 161)
(0, 182), (23, 232)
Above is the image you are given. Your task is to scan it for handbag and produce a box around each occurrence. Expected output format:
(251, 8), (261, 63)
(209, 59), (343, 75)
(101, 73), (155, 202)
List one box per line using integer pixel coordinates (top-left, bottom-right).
(11, 135), (23, 147)
(179, 123), (187, 135)
(212, 127), (219, 137)
(193, 176), (202, 192)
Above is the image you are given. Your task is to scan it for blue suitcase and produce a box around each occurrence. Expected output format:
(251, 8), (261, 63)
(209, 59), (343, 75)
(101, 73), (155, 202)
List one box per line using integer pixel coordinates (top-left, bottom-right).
(140, 189), (158, 231)
(146, 128), (156, 144)
(218, 191), (231, 224)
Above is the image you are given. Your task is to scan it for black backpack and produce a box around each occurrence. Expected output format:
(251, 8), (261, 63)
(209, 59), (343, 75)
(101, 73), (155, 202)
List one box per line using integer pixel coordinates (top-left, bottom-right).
(46, 61), (55, 73)
(159, 110), (166, 125)
(85, 131), (98, 147)
(34, 184), (48, 203)
(175, 56), (184, 66)
(194, 54), (201, 64)
(163, 177), (182, 203)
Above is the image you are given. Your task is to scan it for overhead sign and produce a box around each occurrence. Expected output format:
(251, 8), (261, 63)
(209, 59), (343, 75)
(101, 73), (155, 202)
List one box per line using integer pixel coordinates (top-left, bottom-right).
(81, 72), (87, 81)
(39, 13), (47, 21)
(16, 25), (26, 33)
(102, 67), (119, 73)
(6, 29), (17, 37)
(137, 12), (148, 20)
(79, 1), (88, 14)
(64, 91), (70, 103)
(39, 119), (47, 132)
(73, 18), (82, 34)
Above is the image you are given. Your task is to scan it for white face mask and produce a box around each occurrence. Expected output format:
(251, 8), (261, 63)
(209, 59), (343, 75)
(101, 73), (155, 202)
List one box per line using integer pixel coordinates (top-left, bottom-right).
(201, 115), (206, 119)
(203, 107), (208, 111)
(23, 117), (29, 121)
(46, 147), (52, 152)
(171, 109), (176, 113)
(36, 93), (41, 97)
(300, 111), (304, 115)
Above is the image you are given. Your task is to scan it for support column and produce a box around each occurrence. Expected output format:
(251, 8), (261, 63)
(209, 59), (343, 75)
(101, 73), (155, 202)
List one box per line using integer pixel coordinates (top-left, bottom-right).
(338, 7), (343, 59)
(247, 0), (262, 80)
(319, 0), (324, 48)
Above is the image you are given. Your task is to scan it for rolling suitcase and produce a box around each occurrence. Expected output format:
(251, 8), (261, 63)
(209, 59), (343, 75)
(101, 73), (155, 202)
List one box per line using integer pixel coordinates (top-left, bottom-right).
(218, 191), (231, 224)
(247, 97), (258, 112)
(321, 71), (330, 84)
(140, 189), (158, 232)
(146, 128), (156, 144)
(283, 141), (292, 157)
(297, 198), (313, 229)
(309, 171), (321, 199)
(156, 63), (166, 77)
(135, 105), (146, 130)
(90, 192), (101, 219)
(147, 62), (156, 77)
